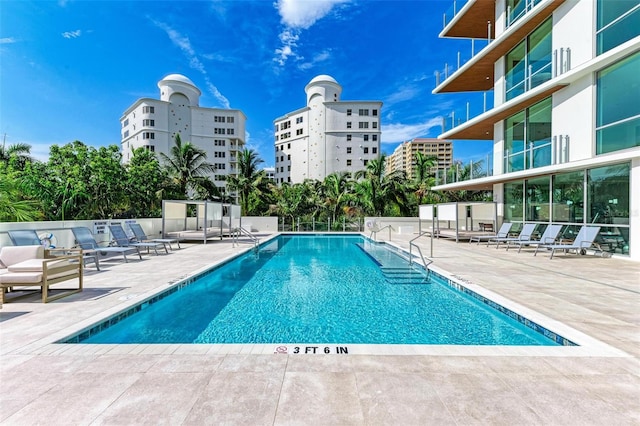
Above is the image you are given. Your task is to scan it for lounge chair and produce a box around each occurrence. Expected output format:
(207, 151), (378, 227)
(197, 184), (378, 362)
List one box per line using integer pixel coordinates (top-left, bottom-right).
(489, 223), (537, 249)
(129, 223), (180, 250)
(109, 224), (167, 255)
(509, 224), (563, 253)
(535, 226), (602, 259)
(0, 245), (83, 303)
(469, 222), (512, 245)
(9, 229), (100, 270)
(71, 227), (141, 264)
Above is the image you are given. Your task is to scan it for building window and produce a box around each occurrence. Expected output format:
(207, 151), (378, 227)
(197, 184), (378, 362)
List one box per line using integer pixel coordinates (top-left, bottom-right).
(346, 122), (352, 129)
(347, 159), (352, 166)
(363, 135), (369, 142)
(296, 117), (303, 124)
(552, 171), (584, 223)
(364, 147), (369, 154)
(215, 152), (226, 158)
(281, 121), (291, 130)
(296, 129), (303, 135)
(227, 116), (234, 123)
(287, 154), (291, 160)
(216, 163), (226, 170)
(525, 176), (550, 221)
(597, 0), (640, 54)
(372, 109), (378, 116)
(358, 122), (369, 129)
(142, 132), (155, 140)
(347, 135), (352, 141)
(372, 135), (378, 141)
(214, 116), (225, 122)
(143, 119), (155, 127)
(505, 18), (552, 101)
(347, 109), (352, 116)
(142, 106), (155, 114)
(227, 128), (234, 135)
(214, 128), (225, 134)
(123, 119), (129, 127)
(504, 180), (524, 223)
(364, 160), (369, 166)
(588, 163), (630, 226)
(275, 124), (279, 131)
(506, 0), (543, 28)
(359, 109), (369, 116)
(123, 130), (129, 138)
(504, 97), (552, 173)
(596, 52), (640, 154)
(372, 122), (378, 129)
(215, 139), (226, 146)
(347, 147), (352, 154)
(372, 147), (377, 154)
(287, 143), (291, 149)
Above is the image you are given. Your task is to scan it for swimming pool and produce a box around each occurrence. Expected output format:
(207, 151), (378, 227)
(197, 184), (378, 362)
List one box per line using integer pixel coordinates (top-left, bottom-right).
(65, 235), (573, 346)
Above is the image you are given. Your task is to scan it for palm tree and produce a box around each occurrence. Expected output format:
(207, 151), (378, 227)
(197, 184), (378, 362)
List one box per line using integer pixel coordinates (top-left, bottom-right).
(322, 172), (354, 225)
(0, 165), (41, 221)
(0, 141), (32, 169)
(160, 134), (217, 199)
(413, 151), (441, 205)
(225, 148), (266, 215)
(354, 155), (410, 216)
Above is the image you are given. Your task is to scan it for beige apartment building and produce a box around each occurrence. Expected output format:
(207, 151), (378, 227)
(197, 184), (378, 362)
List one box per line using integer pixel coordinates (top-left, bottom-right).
(385, 138), (453, 180)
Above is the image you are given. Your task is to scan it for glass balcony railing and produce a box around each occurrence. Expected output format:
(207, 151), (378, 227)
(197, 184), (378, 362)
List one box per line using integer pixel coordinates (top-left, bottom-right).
(504, 138), (552, 173)
(505, 59), (552, 101)
(441, 91), (495, 134)
(506, 0), (542, 29)
(434, 151), (494, 186)
(442, 0), (472, 30)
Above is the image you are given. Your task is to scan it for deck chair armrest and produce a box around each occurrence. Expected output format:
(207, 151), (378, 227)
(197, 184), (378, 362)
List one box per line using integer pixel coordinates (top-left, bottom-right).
(42, 253), (83, 269)
(580, 241), (594, 248)
(542, 237), (556, 244)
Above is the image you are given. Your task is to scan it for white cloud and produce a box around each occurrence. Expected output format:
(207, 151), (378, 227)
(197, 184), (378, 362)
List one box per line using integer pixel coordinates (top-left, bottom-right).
(0, 37), (17, 44)
(298, 49), (331, 70)
(150, 18), (231, 108)
(62, 30), (82, 39)
(277, 0), (348, 29)
(273, 0), (349, 67)
(381, 117), (443, 144)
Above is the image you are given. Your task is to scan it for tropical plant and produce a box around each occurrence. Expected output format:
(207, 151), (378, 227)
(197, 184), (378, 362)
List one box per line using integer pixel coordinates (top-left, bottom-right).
(354, 155), (410, 216)
(0, 141), (32, 169)
(226, 148), (268, 215)
(0, 164), (42, 221)
(160, 134), (217, 199)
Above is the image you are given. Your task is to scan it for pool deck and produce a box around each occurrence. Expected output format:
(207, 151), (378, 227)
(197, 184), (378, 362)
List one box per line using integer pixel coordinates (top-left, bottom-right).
(1, 232), (638, 425)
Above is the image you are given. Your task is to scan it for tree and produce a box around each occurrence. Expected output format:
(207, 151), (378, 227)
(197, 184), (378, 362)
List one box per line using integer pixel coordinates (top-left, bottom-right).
(0, 141), (32, 169)
(321, 172), (354, 226)
(125, 147), (175, 217)
(354, 155), (410, 216)
(160, 134), (217, 199)
(413, 151), (442, 205)
(225, 148), (267, 215)
(0, 164), (42, 221)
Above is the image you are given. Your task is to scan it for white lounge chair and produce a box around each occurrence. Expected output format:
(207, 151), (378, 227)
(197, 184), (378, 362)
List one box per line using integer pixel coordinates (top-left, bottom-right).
(469, 222), (512, 245)
(9, 229), (100, 270)
(535, 226), (602, 259)
(490, 223), (537, 249)
(510, 224), (563, 253)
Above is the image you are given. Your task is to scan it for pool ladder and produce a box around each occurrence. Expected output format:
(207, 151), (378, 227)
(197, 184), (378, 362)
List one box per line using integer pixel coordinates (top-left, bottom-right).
(409, 231), (434, 270)
(232, 227), (259, 250)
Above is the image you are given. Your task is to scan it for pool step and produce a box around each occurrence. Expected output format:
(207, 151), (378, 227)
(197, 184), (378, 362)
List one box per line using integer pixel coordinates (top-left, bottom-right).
(381, 267), (429, 285)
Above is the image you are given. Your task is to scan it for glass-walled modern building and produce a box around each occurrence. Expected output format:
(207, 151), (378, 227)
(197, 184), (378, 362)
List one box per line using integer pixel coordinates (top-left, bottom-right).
(433, 0), (639, 260)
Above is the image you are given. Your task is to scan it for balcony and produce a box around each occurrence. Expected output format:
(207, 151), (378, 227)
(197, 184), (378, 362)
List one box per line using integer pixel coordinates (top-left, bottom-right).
(434, 0), (564, 93)
(441, 0), (495, 39)
(434, 150), (494, 186)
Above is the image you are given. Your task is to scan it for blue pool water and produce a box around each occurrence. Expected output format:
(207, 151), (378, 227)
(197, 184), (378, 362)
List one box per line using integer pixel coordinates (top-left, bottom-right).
(76, 235), (562, 345)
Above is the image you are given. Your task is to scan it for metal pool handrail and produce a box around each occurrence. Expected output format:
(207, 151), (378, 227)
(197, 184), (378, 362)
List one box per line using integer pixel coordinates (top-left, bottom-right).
(232, 227), (259, 249)
(409, 231), (434, 268)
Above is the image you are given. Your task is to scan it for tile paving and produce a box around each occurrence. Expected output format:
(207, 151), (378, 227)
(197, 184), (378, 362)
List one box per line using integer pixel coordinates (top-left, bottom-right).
(1, 232), (639, 425)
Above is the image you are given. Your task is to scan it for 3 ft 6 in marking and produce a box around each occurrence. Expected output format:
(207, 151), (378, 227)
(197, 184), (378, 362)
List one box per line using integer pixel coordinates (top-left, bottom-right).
(292, 346), (349, 354)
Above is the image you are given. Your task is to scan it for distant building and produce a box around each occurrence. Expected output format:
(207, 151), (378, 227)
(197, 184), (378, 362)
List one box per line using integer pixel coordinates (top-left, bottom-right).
(385, 138), (453, 180)
(273, 75), (382, 184)
(120, 74), (247, 190)
(263, 167), (275, 182)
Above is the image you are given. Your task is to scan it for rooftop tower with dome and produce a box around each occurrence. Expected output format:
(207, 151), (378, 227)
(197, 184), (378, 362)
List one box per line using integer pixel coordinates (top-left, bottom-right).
(120, 74), (246, 192)
(273, 75), (382, 184)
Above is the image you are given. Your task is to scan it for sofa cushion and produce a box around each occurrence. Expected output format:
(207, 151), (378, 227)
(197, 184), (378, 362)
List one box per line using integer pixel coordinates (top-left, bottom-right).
(0, 272), (43, 284)
(0, 246), (44, 267)
(8, 258), (69, 273)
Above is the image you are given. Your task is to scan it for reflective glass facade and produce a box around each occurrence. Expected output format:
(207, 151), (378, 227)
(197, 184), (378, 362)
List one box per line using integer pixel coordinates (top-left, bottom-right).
(596, 52), (640, 155)
(503, 163), (630, 255)
(597, 0), (640, 54)
(504, 97), (552, 172)
(505, 19), (552, 101)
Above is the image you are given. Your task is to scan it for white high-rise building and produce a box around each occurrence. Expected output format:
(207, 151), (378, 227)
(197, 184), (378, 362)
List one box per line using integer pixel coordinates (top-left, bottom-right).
(273, 75), (382, 184)
(433, 0), (639, 260)
(120, 74), (246, 190)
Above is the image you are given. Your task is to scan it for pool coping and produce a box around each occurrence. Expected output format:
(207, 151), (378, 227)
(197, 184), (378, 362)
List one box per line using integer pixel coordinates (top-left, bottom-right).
(25, 233), (630, 359)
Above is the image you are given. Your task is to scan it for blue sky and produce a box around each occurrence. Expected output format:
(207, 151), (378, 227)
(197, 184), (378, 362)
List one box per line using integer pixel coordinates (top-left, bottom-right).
(1, 0), (492, 169)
